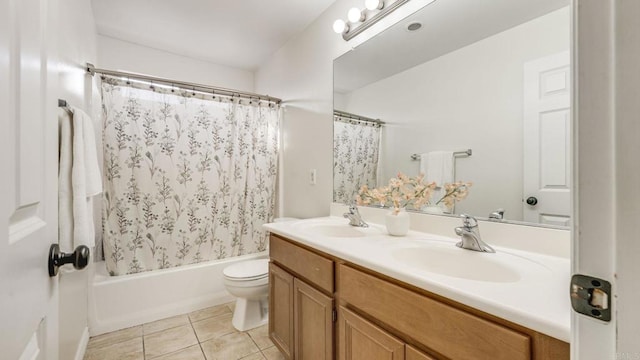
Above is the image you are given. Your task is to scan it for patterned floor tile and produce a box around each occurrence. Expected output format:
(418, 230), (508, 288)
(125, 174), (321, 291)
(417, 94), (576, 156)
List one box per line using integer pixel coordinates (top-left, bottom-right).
(143, 324), (198, 358)
(83, 337), (143, 360)
(200, 332), (260, 360)
(143, 314), (191, 335)
(148, 344), (205, 360)
(86, 326), (143, 350)
(262, 346), (286, 360)
(192, 313), (237, 342)
(189, 304), (232, 323)
(247, 325), (273, 350)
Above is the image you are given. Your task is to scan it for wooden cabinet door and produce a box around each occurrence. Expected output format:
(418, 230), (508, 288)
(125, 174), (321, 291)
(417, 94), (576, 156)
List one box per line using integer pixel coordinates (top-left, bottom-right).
(338, 306), (405, 360)
(406, 345), (437, 360)
(293, 278), (334, 360)
(269, 263), (295, 359)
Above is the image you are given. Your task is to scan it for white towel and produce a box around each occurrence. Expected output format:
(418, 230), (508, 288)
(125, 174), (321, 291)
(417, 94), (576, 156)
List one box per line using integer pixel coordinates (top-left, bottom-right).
(420, 151), (454, 187)
(59, 107), (102, 255)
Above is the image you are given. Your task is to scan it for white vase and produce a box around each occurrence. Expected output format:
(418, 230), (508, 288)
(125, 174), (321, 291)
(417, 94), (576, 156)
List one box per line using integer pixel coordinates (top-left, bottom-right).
(423, 204), (444, 215)
(385, 209), (410, 236)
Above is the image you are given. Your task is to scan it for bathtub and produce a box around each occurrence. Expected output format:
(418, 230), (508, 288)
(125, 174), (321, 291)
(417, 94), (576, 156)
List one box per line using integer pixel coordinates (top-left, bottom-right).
(88, 251), (268, 336)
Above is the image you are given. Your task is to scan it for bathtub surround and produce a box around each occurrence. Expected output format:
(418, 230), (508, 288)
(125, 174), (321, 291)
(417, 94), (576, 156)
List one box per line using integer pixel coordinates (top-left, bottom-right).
(101, 80), (280, 275)
(333, 114), (381, 204)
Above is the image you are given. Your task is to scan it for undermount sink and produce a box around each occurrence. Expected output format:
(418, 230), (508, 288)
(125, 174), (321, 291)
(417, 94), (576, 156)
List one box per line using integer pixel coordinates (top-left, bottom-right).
(392, 242), (551, 283)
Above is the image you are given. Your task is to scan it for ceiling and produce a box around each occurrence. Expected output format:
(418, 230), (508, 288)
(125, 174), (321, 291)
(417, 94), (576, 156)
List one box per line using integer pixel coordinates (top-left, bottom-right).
(335, 0), (570, 93)
(91, 0), (336, 71)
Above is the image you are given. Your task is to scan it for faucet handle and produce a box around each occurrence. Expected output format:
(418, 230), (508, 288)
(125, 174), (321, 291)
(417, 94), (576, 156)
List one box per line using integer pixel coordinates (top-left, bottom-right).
(460, 214), (478, 228)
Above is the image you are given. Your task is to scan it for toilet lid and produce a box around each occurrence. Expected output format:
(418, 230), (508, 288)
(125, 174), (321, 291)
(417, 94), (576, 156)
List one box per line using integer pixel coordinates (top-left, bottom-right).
(223, 259), (269, 280)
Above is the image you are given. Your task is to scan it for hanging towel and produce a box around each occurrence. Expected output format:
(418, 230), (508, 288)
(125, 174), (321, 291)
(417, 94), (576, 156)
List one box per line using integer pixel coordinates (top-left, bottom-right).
(59, 107), (102, 255)
(420, 151), (454, 187)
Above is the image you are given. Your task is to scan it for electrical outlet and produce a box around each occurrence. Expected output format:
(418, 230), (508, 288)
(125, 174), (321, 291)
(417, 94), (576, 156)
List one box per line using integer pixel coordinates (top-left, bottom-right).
(310, 169), (317, 185)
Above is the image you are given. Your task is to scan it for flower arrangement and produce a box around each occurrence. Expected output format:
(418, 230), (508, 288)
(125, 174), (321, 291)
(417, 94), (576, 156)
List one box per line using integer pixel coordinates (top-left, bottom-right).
(356, 173), (472, 215)
(437, 180), (473, 209)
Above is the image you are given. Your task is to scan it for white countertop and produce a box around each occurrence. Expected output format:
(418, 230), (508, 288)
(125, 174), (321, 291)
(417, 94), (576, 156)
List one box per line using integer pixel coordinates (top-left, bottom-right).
(264, 216), (571, 342)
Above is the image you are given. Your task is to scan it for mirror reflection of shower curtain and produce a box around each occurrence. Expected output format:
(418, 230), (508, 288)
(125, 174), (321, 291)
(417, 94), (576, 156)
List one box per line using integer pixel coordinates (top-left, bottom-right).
(101, 80), (280, 276)
(333, 115), (381, 204)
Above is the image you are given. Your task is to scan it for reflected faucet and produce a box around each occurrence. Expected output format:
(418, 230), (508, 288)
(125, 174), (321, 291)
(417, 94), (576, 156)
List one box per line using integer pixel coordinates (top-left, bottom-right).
(344, 203), (369, 227)
(488, 208), (505, 221)
(454, 214), (495, 253)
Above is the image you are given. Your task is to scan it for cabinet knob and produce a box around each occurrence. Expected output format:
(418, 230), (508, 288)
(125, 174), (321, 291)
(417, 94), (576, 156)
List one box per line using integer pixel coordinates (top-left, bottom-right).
(526, 197), (538, 206)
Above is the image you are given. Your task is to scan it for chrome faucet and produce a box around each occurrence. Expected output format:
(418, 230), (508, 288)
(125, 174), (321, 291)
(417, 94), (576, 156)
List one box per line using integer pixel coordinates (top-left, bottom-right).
(454, 214), (495, 253)
(344, 204), (369, 227)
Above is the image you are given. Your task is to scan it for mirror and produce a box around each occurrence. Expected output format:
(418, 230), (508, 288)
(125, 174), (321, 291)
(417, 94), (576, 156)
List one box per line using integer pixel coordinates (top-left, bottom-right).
(333, 0), (571, 228)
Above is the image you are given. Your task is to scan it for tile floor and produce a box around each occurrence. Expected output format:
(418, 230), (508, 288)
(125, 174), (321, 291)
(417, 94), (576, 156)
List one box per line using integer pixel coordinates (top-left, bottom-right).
(83, 302), (285, 360)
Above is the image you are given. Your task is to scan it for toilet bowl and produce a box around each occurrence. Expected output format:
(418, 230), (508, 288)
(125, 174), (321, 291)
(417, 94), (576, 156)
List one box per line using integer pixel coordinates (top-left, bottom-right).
(223, 258), (270, 331)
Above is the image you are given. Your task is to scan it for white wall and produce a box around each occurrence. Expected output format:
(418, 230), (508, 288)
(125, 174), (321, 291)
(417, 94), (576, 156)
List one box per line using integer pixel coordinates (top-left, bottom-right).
(255, 0), (434, 218)
(339, 7), (569, 221)
(56, 0), (99, 359)
(97, 35), (254, 92)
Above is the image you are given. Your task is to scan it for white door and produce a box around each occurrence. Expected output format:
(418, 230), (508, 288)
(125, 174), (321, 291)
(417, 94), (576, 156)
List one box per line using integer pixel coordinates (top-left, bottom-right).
(0, 0), (60, 359)
(523, 51), (571, 226)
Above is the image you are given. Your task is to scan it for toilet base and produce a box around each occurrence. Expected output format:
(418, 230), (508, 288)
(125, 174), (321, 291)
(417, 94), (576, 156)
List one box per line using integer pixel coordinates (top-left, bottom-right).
(231, 296), (268, 331)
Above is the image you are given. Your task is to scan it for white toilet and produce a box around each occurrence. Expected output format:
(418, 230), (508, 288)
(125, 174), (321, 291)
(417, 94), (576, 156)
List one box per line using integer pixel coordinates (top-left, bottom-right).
(223, 258), (270, 331)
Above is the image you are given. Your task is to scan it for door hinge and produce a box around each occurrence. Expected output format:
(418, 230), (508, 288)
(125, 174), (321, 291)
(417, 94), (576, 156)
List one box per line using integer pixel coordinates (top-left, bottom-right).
(332, 309), (337, 322)
(570, 274), (611, 322)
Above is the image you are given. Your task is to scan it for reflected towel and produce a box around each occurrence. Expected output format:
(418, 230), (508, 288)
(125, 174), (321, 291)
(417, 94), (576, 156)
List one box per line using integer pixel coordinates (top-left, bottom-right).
(420, 151), (454, 187)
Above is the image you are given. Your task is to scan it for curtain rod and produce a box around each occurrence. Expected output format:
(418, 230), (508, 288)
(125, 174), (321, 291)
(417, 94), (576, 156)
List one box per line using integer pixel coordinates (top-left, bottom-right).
(334, 109), (383, 125)
(86, 63), (282, 104)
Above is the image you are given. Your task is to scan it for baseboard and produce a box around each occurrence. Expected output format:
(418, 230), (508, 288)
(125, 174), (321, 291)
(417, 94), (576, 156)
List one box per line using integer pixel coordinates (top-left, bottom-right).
(74, 327), (90, 360)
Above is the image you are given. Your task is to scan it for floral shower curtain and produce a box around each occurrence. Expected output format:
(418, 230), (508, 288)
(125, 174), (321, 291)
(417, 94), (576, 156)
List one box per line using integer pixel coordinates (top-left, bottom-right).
(101, 80), (280, 276)
(333, 114), (381, 204)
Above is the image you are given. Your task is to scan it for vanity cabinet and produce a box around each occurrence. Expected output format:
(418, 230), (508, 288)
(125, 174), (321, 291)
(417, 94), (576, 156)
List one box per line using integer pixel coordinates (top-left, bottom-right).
(268, 234), (569, 360)
(269, 235), (335, 360)
(338, 306), (436, 360)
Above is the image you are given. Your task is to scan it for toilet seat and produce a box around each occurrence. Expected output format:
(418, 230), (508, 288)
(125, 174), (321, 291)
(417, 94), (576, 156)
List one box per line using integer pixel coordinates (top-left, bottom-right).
(223, 259), (269, 281)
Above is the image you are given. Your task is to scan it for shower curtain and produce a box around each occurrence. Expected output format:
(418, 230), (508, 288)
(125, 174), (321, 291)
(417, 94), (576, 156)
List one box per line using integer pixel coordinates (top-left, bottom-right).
(101, 80), (279, 276)
(333, 115), (381, 204)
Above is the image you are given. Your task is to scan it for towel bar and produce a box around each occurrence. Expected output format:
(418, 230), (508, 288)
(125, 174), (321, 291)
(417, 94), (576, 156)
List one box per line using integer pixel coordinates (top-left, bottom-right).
(410, 149), (472, 161)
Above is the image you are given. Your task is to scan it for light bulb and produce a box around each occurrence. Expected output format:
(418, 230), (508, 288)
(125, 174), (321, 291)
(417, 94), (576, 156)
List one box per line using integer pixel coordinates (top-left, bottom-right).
(333, 19), (348, 34)
(348, 7), (364, 23)
(365, 0), (384, 11)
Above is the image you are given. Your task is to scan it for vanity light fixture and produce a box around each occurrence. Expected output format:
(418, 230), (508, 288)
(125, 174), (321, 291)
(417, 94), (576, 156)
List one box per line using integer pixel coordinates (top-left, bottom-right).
(365, 0), (385, 11)
(348, 7), (366, 23)
(333, 19), (349, 34)
(334, 0), (436, 40)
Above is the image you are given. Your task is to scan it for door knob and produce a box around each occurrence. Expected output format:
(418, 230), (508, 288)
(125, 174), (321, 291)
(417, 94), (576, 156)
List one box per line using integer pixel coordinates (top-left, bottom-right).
(48, 244), (90, 277)
(526, 196), (538, 206)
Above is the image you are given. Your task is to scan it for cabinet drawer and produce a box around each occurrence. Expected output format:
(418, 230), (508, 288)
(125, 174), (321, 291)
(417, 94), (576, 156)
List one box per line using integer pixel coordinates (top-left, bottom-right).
(338, 264), (531, 360)
(270, 235), (334, 293)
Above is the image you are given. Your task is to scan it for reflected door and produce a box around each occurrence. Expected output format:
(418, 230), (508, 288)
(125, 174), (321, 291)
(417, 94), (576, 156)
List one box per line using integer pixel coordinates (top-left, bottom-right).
(0, 0), (59, 358)
(523, 51), (571, 226)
